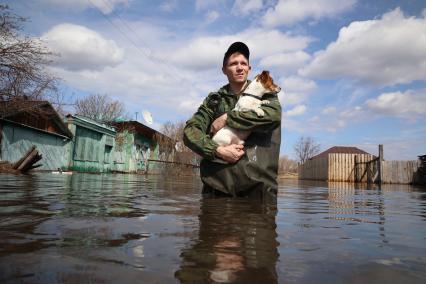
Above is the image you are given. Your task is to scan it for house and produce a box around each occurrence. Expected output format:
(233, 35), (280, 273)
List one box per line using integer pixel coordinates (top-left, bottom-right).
(310, 146), (370, 160)
(299, 146), (374, 182)
(0, 100), (73, 170)
(111, 121), (173, 173)
(65, 114), (116, 172)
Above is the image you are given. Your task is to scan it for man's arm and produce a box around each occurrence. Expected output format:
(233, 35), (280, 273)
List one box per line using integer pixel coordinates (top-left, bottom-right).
(226, 94), (281, 132)
(183, 94), (246, 162)
(183, 95), (220, 159)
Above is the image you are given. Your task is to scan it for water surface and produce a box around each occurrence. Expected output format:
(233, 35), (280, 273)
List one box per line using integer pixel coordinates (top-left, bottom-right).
(0, 173), (425, 283)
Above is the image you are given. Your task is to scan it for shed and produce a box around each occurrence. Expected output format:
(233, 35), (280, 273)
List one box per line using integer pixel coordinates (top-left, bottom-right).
(110, 121), (172, 173)
(0, 100), (73, 170)
(299, 146), (375, 182)
(66, 114), (116, 172)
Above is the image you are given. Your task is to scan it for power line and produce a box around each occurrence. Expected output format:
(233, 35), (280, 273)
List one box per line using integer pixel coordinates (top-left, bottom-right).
(87, 0), (192, 86)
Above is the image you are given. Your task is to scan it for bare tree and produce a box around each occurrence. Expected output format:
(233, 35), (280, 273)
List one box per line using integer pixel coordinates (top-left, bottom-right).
(155, 121), (199, 176)
(294, 136), (320, 164)
(0, 5), (59, 103)
(74, 94), (127, 122)
(278, 155), (298, 174)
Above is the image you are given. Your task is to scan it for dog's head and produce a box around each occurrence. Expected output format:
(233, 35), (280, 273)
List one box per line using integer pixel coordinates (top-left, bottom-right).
(244, 71), (281, 97)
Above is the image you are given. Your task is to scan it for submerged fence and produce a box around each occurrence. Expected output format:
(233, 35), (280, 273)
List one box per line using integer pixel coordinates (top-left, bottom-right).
(382, 160), (422, 184)
(299, 153), (423, 184)
(299, 153), (374, 182)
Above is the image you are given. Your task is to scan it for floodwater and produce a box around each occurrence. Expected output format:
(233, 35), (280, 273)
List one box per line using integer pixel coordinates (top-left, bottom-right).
(0, 173), (425, 284)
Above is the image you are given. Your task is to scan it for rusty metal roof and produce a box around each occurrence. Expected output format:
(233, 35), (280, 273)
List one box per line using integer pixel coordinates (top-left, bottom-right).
(311, 146), (371, 160)
(0, 100), (73, 138)
(0, 100), (49, 118)
(110, 121), (172, 142)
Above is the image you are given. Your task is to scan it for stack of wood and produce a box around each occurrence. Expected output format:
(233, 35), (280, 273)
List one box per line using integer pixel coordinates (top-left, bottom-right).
(12, 146), (43, 172)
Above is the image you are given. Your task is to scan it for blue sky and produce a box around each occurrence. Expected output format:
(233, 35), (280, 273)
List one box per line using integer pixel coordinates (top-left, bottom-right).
(6, 0), (426, 160)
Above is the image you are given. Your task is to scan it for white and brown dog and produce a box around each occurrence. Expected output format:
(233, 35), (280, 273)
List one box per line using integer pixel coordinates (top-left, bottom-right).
(212, 70), (281, 146)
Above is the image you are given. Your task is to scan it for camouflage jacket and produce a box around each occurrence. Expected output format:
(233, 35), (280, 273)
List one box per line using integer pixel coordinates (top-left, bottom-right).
(183, 83), (282, 197)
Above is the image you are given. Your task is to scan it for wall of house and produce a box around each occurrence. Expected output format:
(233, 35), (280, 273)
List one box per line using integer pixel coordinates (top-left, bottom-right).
(111, 131), (159, 173)
(69, 125), (114, 173)
(135, 133), (157, 172)
(0, 122), (70, 170)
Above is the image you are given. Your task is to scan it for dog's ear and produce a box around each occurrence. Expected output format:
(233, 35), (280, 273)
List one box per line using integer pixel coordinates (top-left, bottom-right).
(258, 70), (270, 83)
(260, 70), (280, 91)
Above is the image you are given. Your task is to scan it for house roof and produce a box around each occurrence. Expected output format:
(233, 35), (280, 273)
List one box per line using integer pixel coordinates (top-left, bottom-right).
(0, 100), (48, 118)
(110, 121), (172, 142)
(0, 100), (73, 138)
(311, 146), (372, 160)
(66, 114), (116, 136)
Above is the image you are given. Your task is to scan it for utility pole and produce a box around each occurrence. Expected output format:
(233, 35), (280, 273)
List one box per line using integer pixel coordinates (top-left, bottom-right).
(378, 144), (383, 184)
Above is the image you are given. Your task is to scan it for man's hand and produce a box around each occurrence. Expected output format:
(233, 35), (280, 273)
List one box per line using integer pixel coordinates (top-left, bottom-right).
(210, 113), (227, 135)
(215, 144), (245, 163)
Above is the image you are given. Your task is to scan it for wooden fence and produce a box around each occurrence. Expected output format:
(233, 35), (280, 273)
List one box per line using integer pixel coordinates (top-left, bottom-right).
(330, 153), (375, 182)
(382, 160), (421, 184)
(299, 153), (424, 184)
(299, 153), (375, 182)
(298, 154), (328, 181)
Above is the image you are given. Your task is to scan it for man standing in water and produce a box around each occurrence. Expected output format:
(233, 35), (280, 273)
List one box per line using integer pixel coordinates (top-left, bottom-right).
(183, 42), (282, 200)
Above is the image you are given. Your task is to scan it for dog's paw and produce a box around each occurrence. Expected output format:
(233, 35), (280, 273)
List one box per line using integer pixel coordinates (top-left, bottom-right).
(255, 108), (265, 117)
(261, 100), (270, 105)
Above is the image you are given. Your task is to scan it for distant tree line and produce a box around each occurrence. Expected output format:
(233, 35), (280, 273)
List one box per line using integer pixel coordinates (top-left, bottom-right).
(74, 93), (128, 122)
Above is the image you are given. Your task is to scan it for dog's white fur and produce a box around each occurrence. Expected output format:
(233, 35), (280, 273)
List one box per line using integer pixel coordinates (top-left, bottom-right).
(212, 71), (281, 146)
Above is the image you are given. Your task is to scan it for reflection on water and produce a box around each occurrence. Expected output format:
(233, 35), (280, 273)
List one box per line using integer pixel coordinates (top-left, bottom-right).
(175, 197), (278, 283)
(0, 173), (425, 283)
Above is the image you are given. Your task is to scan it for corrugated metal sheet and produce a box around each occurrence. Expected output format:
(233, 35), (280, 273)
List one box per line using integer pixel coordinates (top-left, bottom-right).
(66, 115), (116, 173)
(1, 122), (70, 170)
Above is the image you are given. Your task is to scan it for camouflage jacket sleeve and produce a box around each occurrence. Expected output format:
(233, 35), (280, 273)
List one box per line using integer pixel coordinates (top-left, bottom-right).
(183, 93), (219, 160)
(226, 93), (282, 132)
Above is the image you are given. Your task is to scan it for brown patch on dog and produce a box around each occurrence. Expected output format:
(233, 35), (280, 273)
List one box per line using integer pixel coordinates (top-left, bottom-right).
(256, 70), (279, 91)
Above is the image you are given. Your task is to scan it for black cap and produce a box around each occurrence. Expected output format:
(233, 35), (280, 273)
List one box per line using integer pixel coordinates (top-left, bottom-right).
(223, 42), (250, 66)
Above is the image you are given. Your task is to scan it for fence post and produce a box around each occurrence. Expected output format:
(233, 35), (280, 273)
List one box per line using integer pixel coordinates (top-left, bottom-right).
(354, 155), (359, 183)
(378, 144), (383, 184)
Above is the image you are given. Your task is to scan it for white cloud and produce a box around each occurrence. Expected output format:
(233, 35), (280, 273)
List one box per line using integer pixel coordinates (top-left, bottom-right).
(339, 106), (364, 119)
(232, 0), (263, 15)
(160, 0), (178, 12)
(41, 0), (130, 14)
(356, 136), (426, 160)
(282, 76), (317, 93)
(280, 76), (317, 106)
(365, 89), (426, 119)
(179, 97), (204, 112)
(301, 8), (426, 86)
(43, 24), (124, 71)
(285, 104), (306, 116)
(259, 51), (311, 73)
(195, 0), (227, 11)
(168, 28), (312, 70)
(205, 10), (220, 25)
(309, 115), (319, 122)
(262, 0), (356, 27)
(322, 106), (336, 114)
(326, 119), (346, 132)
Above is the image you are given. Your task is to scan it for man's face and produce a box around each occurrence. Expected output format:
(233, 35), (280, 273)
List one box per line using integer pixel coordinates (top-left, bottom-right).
(222, 52), (251, 85)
